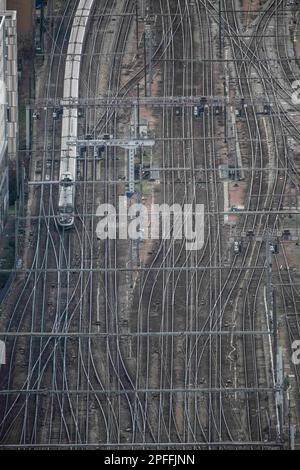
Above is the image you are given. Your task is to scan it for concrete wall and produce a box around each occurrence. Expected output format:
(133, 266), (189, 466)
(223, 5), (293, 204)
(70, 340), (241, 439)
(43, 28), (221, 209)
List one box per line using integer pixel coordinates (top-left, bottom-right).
(0, 1), (6, 10)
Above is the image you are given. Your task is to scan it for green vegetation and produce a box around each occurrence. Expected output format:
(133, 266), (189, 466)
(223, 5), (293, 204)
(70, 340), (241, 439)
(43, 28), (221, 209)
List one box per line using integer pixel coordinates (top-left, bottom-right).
(142, 152), (152, 168)
(136, 182), (152, 196)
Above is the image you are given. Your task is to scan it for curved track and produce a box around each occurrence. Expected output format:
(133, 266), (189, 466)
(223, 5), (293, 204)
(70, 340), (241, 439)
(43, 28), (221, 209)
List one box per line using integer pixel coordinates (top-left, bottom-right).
(0, 0), (299, 450)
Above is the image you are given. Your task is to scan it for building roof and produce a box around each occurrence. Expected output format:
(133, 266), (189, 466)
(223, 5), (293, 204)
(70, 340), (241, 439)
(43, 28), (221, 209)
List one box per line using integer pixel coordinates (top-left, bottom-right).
(0, 16), (5, 32)
(0, 340), (5, 365)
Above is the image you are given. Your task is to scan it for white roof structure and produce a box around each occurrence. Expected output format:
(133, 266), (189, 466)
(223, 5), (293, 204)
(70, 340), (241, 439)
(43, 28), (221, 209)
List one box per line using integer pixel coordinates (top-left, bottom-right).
(0, 340), (5, 365)
(0, 15), (6, 157)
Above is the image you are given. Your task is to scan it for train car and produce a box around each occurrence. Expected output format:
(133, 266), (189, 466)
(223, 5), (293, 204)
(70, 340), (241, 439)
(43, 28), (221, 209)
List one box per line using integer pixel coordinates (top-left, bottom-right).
(58, 0), (94, 228)
(58, 172), (75, 227)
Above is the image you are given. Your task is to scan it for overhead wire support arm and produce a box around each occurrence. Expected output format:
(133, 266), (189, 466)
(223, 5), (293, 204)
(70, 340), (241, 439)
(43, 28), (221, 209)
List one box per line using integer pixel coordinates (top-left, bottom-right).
(27, 93), (300, 111)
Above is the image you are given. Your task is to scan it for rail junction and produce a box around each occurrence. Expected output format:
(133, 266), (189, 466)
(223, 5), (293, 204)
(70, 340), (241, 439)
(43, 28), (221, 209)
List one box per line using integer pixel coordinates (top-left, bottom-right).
(0, 0), (300, 450)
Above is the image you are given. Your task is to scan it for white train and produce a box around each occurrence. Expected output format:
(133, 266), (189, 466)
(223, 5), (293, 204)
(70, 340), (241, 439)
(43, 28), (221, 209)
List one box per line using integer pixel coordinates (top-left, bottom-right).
(58, 0), (94, 228)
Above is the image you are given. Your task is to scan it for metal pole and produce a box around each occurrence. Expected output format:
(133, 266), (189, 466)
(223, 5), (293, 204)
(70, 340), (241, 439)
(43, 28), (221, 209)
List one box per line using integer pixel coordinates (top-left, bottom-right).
(20, 165), (25, 218)
(149, 25), (153, 97)
(287, 144), (293, 218)
(15, 144), (20, 200)
(219, 0), (222, 58)
(141, 0), (145, 19)
(40, 1), (45, 53)
(144, 32), (147, 96)
(273, 287), (278, 384)
(26, 106), (31, 156)
(144, 22), (153, 97)
(137, 83), (140, 138)
(136, 1), (139, 58)
(224, 79), (227, 144)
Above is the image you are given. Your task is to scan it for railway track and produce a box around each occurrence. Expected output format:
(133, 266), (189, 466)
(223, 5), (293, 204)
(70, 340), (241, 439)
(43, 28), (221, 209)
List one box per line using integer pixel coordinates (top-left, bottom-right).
(0, 0), (299, 450)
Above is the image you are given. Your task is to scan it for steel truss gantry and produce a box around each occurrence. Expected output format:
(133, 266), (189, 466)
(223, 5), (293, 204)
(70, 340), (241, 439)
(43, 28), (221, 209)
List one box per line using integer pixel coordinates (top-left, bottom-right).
(26, 93), (293, 109)
(67, 137), (155, 196)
